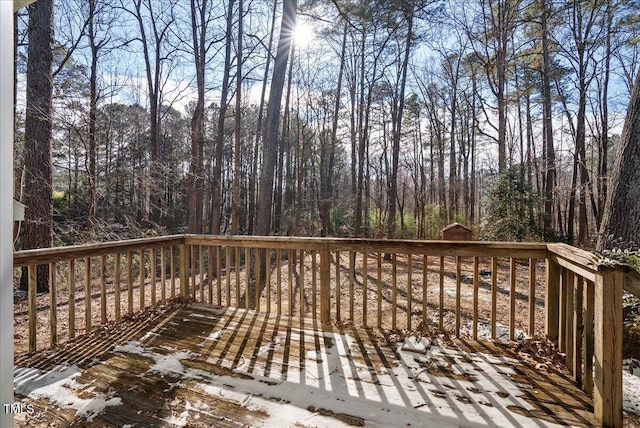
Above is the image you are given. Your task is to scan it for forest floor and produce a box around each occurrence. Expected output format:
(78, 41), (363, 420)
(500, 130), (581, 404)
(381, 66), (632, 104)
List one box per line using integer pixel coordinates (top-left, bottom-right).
(13, 252), (640, 426)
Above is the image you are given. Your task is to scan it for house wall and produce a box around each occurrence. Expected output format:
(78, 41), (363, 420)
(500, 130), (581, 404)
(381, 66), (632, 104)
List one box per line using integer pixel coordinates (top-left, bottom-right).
(1, 1), (15, 425)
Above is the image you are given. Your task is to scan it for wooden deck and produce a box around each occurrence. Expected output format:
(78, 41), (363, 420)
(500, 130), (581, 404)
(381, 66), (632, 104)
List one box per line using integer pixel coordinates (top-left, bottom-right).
(14, 302), (597, 427)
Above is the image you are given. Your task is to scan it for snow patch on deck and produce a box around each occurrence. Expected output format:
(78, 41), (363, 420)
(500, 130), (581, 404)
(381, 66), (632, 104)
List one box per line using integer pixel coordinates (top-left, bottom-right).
(14, 365), (121, 421)
(105, 331), (566, 426)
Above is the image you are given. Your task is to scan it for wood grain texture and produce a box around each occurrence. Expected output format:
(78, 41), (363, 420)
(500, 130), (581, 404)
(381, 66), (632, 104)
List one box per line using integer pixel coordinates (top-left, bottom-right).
(594, 269), (623, 427)
(14, 304), (598, 428)
(545, 257), (560, 341)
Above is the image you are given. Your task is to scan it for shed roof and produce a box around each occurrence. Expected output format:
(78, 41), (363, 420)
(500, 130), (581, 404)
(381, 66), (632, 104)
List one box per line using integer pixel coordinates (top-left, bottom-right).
(442, 222), (472, 232)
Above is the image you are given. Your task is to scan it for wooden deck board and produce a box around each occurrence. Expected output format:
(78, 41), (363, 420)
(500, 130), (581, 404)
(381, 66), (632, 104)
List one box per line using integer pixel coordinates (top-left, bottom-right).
(14, 303), (597, 427)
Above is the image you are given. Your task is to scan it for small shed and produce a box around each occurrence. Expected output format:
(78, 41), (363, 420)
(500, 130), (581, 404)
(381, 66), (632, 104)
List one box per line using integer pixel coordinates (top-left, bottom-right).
(442, 222), (473, 241)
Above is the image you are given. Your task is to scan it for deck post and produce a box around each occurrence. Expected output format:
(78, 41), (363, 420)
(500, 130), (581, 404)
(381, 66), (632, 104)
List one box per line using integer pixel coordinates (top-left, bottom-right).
(545, 257), (560, 341)
(593, 268), (623, 427)
(180, 241), (190, 298)
(320, 247), (331, 324)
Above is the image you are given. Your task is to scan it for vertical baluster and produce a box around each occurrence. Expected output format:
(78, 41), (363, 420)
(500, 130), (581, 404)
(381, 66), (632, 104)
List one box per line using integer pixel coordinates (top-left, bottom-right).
(349, 251), (355, 320)
(245, 248), (250, 310)
(208, 246), (214, 304)
(377, 252), (382, 328)
(151, 248), (157, 306)
(254, 248), (261, 311)
(170, 246), (176, 298)
(49, 262), (57, 346)
(288, 249), (293, 316)
(216, 246), (222, 305)
(28, 265), (37, 352)
(529, 258), (536, 335)
(574, 276), (584, 386)
(180, 243), (189, 298)
(100, 255), (106, 324)
(545, 257), (560, 341)
(509, 258), (517, 341)
(300, 249), (305, 318)
(439, 255), (444, 331)
(362, 251), (368, 327)
(491, 257), (498, 340)
(69, 259), (76, 338)
(558, 267), (567, 353)
(584, 279), (594, 395)
(236, 248), (245, 309)
(335, 251), (341, 321)
(190, 245), (196, 299)
(407, 254), (412, 330)
(225, 246), (231, 305)
(473, 256), (479, 340)
(266, 248), (272, 313)
(277, 249), (282, 314)
(199, 245), (204, 303)
(392, 253), (397, 330)
(320, 248), (330, 323)
(312, 250), (317, 319)
(565, 270), (575, 374)
(139, 250), (146, 310)
(85, 257), (92, 333)
(422, 255), (428, 327)
(455, 256), (461, 337)
(160, 247), (167, 303)
(114, 253), (121, 321)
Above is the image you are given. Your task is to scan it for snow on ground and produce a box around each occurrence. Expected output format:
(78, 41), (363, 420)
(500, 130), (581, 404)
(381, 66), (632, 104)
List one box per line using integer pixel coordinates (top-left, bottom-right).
(624, 359), (640, 415)
(460, 319), (528, 341)
(14, 365), (121, 422)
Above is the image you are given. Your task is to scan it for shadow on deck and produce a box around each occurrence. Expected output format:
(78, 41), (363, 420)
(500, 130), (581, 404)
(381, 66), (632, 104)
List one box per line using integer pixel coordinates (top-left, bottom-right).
(14, 302), (596, 427)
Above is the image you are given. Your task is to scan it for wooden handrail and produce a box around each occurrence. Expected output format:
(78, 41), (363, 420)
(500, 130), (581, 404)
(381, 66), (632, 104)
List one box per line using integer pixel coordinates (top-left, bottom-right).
(185, 235), (548, 258)
(14, 235), (184, 267)
(547, 243), (598, 282)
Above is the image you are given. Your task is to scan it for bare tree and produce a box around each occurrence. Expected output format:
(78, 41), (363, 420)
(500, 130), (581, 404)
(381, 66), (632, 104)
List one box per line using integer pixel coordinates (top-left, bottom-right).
(231, 0), (244, 236)
(210, 0), (236, 235)
(124, 0), (177, 224)
(186, 0), (211, 234)
(386, 1), (415, 241)
(255, 0), (297, 236)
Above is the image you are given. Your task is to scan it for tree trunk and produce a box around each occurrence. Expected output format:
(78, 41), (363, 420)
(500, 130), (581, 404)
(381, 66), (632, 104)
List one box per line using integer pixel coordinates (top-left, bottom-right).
(596, 0), (612, 230)
(187, 0), (207, 234)
(253, 0), (296, 309)
(386, 2), (414, 241)
(247, 0), (277, 235)
(211, 0), (235, 235)
(21, 0), (54, 292)
(87, 0), (98, 226)
(231, 0), (243, 236)
(255, 0), (296, 236)
(597, 67), (640, 250)
(319, 24), (347, 237)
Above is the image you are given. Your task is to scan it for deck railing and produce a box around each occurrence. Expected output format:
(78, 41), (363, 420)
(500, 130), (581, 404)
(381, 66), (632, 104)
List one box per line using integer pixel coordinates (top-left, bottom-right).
(14, 234), (632, 426)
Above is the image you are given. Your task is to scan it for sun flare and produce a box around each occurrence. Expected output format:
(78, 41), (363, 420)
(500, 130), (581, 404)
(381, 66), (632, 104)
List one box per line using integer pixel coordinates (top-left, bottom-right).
(292, 21), (315, 49)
